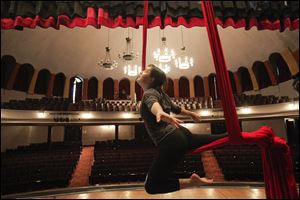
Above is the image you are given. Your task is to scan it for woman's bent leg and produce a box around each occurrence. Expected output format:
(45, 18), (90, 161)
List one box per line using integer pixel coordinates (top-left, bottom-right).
(179, 126), (228, 150)
(144, 129), (188, 194)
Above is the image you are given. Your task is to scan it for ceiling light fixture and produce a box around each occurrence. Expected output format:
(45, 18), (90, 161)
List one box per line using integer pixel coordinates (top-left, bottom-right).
(153, 30), (175, 74)
(120, 28), (140, 76)
(175, 26), (194, 70)
(98, 29), (118, 70)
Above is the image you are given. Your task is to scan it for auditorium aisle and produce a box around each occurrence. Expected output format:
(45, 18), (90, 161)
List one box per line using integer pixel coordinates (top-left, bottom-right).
(69, 147), (94, 187)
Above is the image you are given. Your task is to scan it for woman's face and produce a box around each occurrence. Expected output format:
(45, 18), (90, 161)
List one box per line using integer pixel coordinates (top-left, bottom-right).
(136, 66), (154, 89)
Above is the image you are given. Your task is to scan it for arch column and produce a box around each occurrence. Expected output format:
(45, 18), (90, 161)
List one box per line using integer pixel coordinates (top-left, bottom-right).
(293, 49), (299, 65)
(282, 48), (299, 76)
(97, 80), (103, 98)
(28, 69), (39, 94)
(264, 61), (278, 86)
(173, 79), (179, 98)
(233, 72), (242, 95)
(82, 78), (88, 100)
(248, 69), (259, 91)
(203, 76), (210, 97)
(189, 78), (194, 98)
(130, 80), (135, 100)
(47, 74), (55, 97)
(63, 77), (70, 98)
(114, 79), (119, 100)
(6, 63), (21, 90)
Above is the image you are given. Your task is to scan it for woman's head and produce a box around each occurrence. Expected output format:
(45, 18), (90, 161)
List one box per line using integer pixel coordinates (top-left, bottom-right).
(136, 64), (166, 90)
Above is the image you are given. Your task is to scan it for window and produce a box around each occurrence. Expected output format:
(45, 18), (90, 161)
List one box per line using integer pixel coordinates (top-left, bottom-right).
(69, 76), (83, 103)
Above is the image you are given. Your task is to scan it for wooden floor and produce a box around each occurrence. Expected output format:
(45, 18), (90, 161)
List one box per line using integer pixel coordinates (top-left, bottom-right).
(38, 186), (266, 199)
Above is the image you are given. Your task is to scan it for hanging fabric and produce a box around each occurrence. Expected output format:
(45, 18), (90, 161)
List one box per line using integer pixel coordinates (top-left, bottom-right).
(201, 1), (242, 142)
(142, 0), (148, 70)
(136, 0), (149, 101)
(191, 1), (299, 199)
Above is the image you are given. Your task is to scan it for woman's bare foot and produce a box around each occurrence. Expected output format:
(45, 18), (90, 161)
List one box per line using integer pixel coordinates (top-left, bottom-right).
(190, 173), (213, 186)
(179, 173), (213, 189)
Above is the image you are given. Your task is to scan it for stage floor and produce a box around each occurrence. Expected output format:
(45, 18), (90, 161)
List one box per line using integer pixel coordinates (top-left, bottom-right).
(41, 186), (266, 199)
(2, 182), (267, 199)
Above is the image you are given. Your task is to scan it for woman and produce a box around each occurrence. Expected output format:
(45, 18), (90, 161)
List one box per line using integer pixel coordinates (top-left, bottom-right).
(136, 64), (228, 194)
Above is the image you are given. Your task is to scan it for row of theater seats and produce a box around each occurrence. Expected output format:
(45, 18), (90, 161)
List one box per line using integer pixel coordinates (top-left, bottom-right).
(1, 97), (140, 112)
(234, 94), (293, 107)
(213, 144), (264, 181)
(1, 141), (81, 195)
(93, 139), (154, 150)
(89, 139), (205, 185)
(1, 94), (296, 111)
(171, 96), (221, 109)
(1, 139), (297, 195)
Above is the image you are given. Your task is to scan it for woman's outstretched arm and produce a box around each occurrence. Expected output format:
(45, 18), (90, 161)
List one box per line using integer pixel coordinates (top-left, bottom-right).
(150, 102), (183, 128)
(180, 107), (201, 122)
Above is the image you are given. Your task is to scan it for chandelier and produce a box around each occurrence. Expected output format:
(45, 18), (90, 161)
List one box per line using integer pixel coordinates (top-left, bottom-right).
(119, 29), (138, 61)
(175, 47), (194, 69)
(119, 28), (140, 76)
(153, 30), (175, 74)
(174, 26), (194, 70)
(98, 30), (118, 70)
(119, 37), (138, 61)
(124, 64), (142, 77)
(153, 38), (176, 63)
(158, 63), (171, 74)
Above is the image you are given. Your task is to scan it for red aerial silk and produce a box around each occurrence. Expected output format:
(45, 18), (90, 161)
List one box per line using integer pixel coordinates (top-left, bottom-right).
(139, 0), (149, 100)
(201, 1), (242, 142)
(192, 2), (299, 199)
(142, 0), (148, 71)
(192, 126), (299, 199)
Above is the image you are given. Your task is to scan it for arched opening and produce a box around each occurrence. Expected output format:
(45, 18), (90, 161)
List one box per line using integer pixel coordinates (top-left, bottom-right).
(237, 67), (253, 92)
(1, 55), (16, 89)
(208, 73), (219, 100)
(269, 52), (292, 84)
(69, 76), (83, 103)
(53, 73), (66, 97)
(119, 78), (130, 100)
(88, 77), (98, 100)
(13, 63), (34, 92)
(179, 76), (190, 98)
(194, 75), (204, 97)
(252, 61), (272, 89)
(103, 77), (114, 100)
(165, 77), (174, 97)
(34, 69), (51, 95)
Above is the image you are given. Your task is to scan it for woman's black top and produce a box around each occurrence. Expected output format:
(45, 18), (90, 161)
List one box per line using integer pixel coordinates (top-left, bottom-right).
(140, 88), (181, 146)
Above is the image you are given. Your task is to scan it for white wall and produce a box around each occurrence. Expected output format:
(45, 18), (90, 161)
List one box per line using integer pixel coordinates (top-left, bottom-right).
(243, 79), (298, 99)
(51, 126), (65, 142)
(181, 120), (289, 140)
(181, 123), (211, 134)
(1, 89), (45, 102)
(1, 126), (48, 152)
(1, 124), (135, 152)
(82, 125), (135, 146)
(242, 119), (288, 140)
(1, 26), (298, 80)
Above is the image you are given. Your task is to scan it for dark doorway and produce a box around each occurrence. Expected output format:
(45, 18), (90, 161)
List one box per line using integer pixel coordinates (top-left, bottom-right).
(64, 126), (82, 142)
